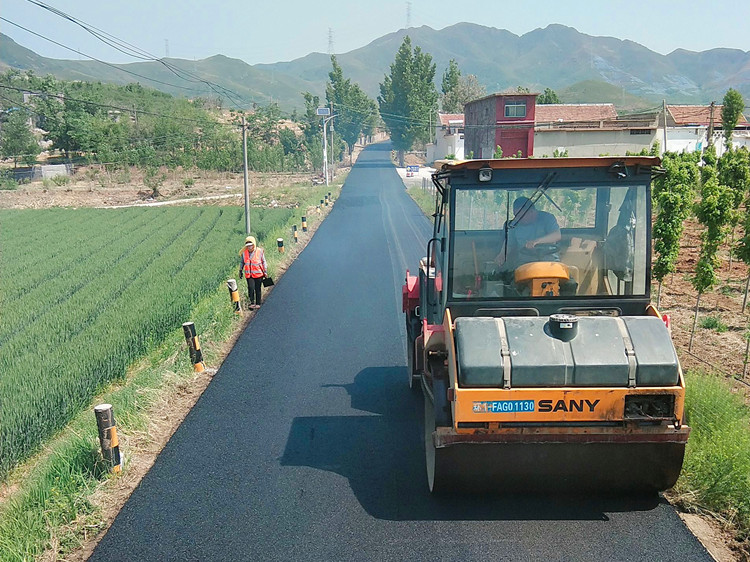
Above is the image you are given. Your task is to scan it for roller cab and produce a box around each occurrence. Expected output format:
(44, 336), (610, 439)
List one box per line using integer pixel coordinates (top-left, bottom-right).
(403, 157), (689, 493)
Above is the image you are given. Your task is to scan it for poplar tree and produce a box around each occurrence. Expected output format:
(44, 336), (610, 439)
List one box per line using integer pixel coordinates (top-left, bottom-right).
(441, 59), (460, 96)
(326, 56), (378, 159)
(537, 88), (562, 104)
(721, 88), (744, 149)
(300, 92), (324, 171)
(378, 36), (438, 166)
(442, 75), (486, 114)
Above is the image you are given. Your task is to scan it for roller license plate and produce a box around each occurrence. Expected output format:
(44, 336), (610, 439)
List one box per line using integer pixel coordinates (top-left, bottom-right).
(473, 400), (535, 413)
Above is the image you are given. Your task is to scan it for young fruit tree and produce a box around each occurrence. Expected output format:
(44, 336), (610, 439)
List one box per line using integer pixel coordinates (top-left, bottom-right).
(689, 154), (733, 351)
(718, 146), (750, 271)
(652, 152), (698, 307)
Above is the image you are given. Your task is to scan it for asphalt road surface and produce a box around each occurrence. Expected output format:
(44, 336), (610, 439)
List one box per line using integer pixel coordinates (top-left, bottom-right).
(91, 143), (711, 561)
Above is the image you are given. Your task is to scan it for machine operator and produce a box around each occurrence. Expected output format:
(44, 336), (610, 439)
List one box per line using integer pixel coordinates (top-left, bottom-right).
(496, 196), (561, 270)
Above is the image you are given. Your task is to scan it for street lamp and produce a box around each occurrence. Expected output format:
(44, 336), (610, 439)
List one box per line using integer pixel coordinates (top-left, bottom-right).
(322, 113), (338, 187)
(317, 107), (337, 187)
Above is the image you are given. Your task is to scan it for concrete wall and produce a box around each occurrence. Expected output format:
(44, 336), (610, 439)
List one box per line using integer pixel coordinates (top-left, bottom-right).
(534, 130), (658, 157)
(660, 127), (750, 156)
(12, 163), (73, 182)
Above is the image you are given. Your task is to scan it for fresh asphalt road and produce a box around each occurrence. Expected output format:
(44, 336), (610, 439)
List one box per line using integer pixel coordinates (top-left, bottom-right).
(91, 143), (710, 561)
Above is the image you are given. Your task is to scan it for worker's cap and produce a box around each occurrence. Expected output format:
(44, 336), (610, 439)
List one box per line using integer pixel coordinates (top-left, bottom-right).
(245, 236), (256, 247)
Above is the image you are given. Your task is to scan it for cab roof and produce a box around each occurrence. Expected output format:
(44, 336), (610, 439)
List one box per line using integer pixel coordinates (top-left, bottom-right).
(436, 156), (661, 172)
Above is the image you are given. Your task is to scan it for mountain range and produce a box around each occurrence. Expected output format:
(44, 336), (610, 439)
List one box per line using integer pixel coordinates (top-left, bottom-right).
(2, 23), (749, 112)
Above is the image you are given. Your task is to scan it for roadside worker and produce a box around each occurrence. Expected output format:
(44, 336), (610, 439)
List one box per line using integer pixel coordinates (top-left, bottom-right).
(239, 236), (267, 309)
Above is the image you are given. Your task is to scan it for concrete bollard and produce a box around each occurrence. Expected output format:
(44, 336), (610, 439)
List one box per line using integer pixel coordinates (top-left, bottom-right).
(302, 216), (307, 232)
(95, 404), (122, 473)
(227, 279), (242, 314)
(277, 238), (284, 253)
(182, 322), (205, 372)
(293, 225), (298, 243)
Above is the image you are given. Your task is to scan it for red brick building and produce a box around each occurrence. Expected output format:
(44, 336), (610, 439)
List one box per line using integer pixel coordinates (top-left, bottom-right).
(464, 92), (538, 158)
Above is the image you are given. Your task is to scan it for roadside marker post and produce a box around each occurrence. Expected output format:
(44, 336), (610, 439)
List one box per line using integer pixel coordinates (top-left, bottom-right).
(293, 225), (298, 243)
(94, 404), (123, 474)
(277, 238), (285, 253)
(182, 322), (205, 372)
(227, 279), (242, 314)
(302, 216), (307, 232)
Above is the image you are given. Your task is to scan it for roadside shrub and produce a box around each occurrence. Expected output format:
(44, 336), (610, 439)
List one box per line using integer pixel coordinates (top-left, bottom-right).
(51, 175), (71, 186)
(699, 315), (728, 332)
(0, 170), (18, 190)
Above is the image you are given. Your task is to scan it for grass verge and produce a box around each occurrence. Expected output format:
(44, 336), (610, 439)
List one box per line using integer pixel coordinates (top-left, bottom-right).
(672, 371), (750, 547)
(0, 177), (345, 561)
(407, 185), (437, 217)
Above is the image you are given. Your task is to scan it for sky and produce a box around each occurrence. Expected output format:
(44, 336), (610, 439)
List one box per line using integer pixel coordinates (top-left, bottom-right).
(2, 0), (749, 66)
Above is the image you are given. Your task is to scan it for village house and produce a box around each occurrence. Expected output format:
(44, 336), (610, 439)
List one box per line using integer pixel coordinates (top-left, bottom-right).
(426, 113), (464, 162)
(457, 92), (749, 162)
(664, 104), (750, 155)
(463, 91), (537, 159)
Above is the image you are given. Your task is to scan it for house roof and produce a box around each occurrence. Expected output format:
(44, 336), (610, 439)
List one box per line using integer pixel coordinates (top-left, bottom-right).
(438, 113), (464, 126)
(667, 105), (749, 126)
(535, 104), (617, 124)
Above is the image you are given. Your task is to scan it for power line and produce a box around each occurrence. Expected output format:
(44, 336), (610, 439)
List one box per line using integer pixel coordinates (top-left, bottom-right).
(20, 1), (253, 109)
(0, 18), (206, 95)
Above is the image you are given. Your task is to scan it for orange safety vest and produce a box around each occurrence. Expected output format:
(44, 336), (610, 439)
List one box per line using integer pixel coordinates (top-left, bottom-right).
(243, 247), (265, 278)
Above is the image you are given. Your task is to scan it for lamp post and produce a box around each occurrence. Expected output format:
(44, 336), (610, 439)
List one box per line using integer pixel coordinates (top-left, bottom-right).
(322, 114), (337, 187)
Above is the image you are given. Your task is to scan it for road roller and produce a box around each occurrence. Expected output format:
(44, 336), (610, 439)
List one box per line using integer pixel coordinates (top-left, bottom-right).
(403, 157), (690, 493)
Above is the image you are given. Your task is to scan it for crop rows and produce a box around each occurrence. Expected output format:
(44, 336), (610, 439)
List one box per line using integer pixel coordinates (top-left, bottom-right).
(0, 205), (293, 477)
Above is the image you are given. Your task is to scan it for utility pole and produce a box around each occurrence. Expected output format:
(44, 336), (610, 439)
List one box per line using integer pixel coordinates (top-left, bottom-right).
(662, 99), (668, 155)
(242, 116), (250, 234)
(329, 101), (335, 182)
(317, 107), (332, 186)
(707, 101), (716, 147)
(322, 119), (329, 187)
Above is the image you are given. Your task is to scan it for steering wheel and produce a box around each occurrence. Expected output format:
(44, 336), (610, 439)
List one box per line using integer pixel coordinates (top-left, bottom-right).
(533, 243), (560, 255)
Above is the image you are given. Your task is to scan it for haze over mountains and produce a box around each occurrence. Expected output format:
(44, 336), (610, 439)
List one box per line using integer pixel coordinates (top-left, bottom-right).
(2, 23), (749, 112)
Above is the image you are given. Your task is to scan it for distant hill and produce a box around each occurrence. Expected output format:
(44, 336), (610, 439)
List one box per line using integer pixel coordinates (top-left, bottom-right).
(3, 23), (750, 112)
(557, 81), (656, 111)
(259, 23), (750, 108)
(0, 34), (318, 110)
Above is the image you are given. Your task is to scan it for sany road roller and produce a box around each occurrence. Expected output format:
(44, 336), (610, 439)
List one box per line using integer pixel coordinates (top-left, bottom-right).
(403, 157), (689, 493)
